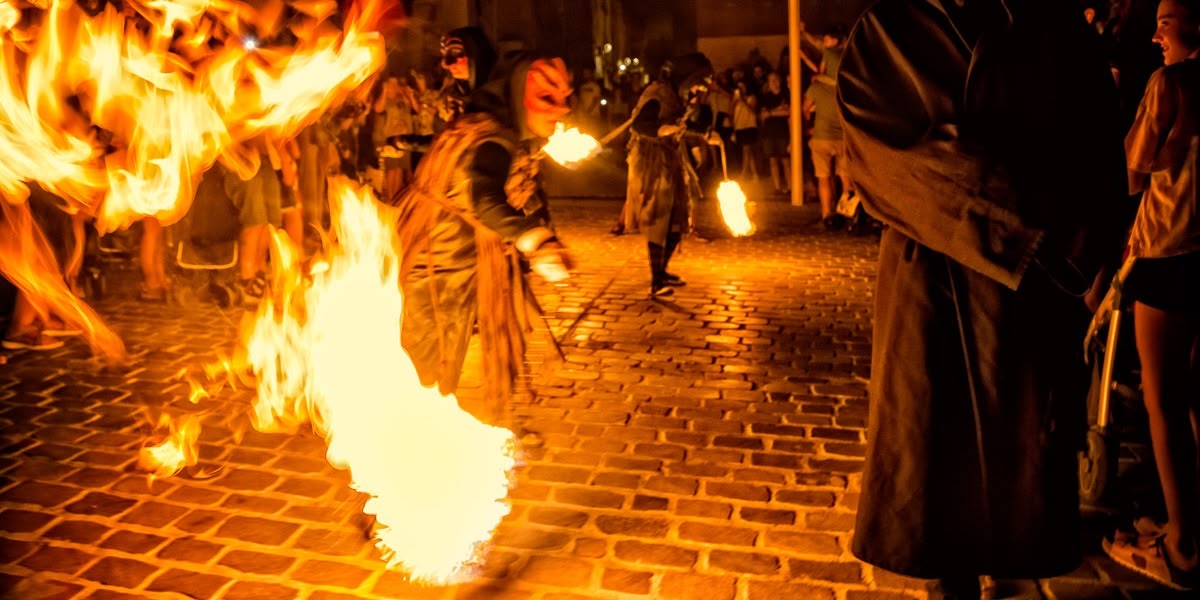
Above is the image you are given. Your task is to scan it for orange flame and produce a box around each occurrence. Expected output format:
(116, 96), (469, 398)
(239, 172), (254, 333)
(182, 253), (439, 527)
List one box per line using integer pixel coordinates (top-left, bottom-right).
(717, 179), (754, 237)
(542, 122), (600, 166)
(138, 413), (201, 480)
(0, 0), (386, 357)
(241, 178), (517, 582)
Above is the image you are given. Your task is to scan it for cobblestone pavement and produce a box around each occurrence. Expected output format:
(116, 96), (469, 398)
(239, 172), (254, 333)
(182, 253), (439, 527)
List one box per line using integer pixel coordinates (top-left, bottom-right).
(0, 197), (1181, 600)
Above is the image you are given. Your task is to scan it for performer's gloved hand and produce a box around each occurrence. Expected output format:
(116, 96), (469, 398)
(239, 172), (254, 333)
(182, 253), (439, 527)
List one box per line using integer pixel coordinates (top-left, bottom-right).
(530, 239), (573, 283)
(657, 124), (683, 137)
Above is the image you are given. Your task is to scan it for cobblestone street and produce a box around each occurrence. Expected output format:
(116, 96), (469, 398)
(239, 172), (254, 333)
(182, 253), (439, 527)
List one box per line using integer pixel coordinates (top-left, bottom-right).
(0, 197), (1180, 599)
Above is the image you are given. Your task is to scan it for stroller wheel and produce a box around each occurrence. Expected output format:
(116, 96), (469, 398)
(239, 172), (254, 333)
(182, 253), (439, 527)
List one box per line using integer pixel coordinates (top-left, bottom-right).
(209, 283), (234, 308)
(1079, 427), (1117, 504)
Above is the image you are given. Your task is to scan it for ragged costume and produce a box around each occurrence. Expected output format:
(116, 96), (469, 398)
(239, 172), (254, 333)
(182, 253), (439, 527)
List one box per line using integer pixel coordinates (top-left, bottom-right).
(838, 0), (1129, 580)
(624, 53), (712, 295)
(394, 55), (570, 427)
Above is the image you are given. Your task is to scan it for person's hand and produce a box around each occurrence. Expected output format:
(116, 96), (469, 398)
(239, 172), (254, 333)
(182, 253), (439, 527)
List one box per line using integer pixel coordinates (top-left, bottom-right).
(530, 239), (573, 283)
(657, 124), (682, 137)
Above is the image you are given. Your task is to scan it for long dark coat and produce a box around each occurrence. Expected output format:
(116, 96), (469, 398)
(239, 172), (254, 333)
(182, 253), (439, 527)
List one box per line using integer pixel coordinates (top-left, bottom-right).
(838, 0), (1129, 579)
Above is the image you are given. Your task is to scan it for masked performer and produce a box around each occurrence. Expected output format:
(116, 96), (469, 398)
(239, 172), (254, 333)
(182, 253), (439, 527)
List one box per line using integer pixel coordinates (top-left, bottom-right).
(837, 1), (1130, 596)
(438, 26), (499, 124)
(624, 53), (713, 297)
(395, 54), (573, 428)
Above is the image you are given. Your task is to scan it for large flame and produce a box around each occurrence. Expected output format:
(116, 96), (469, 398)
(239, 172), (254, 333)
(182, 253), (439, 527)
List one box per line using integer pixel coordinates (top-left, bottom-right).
(542, 122), (599, 167)
(242, 178), (517, 583)
(717, 179), (754, 237)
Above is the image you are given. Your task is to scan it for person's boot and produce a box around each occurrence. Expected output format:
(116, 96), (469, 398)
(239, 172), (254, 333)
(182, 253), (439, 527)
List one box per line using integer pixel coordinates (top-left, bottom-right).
(926, 576), (982, 600)
(662, 233), (685, 286)
(648, 242), (672, 297)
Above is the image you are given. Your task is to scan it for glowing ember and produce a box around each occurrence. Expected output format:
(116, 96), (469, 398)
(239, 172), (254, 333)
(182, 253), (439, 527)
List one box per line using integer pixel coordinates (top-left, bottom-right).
(717, 179), (754, 237)
(244, 178), (517, 583)
(542, 122), (599, 166)
(138, 413), (201, 480)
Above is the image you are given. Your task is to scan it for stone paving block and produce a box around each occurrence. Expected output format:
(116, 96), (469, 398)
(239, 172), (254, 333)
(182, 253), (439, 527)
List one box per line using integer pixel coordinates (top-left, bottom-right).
(0, 198), (1175, 599)
(145, 568), (231, 598)
(79, 556), (159, 588)
(658, 572), (737, 600)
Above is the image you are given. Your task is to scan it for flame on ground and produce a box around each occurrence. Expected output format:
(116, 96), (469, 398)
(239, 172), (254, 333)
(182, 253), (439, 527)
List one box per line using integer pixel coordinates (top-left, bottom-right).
(137, 413), (201, 481)
(717, 179), (754, 237)
(542, 122), (599, 167)
(242, 177), (517, 583)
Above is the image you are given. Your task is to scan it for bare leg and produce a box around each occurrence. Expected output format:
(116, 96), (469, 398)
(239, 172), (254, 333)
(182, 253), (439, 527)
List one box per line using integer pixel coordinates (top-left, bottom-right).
(1134, 302), (1200, 570)
(768, 158), (783, 193)
(281, 207), (304, 249)
(238, 225), (268, 281)
(817, 176), (835, 219)
(140, 217), (167, 292)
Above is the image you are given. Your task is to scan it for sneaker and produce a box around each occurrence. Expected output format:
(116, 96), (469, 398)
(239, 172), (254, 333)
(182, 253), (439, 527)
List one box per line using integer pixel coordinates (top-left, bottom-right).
(41, 322), (83, 337)
(663, 272), (686, 287)
(650, 285), (674, 298)
(2, 331), (65, 351)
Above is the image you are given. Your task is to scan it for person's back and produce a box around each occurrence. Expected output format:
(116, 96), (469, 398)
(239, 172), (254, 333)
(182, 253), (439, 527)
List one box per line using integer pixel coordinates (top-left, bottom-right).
(837, 0), (1129, 595)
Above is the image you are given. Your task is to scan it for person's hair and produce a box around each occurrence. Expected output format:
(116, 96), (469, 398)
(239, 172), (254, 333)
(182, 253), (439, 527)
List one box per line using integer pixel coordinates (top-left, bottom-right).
(824, 23), (849, 41)
(1180, 0), (1200, 22)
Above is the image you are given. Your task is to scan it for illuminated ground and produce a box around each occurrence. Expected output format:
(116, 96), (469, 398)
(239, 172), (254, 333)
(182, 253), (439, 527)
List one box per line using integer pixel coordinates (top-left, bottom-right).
(0, 196), (1177, 599)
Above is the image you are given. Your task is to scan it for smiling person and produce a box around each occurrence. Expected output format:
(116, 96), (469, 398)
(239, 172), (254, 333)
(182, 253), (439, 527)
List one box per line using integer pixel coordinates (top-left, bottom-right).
(1102, 0), (1200, 591)
(394, 53), (574, 430)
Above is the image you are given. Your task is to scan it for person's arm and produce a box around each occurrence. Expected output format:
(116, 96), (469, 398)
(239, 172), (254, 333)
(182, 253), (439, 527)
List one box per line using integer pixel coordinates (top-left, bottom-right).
(466, 141), (553, 246)
(837, 4), (1041, 290)
(1124, 68), (1174, 196)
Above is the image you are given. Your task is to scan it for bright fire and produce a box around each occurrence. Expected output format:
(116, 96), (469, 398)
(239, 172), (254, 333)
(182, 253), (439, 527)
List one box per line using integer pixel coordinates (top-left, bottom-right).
(542, 122), (599, 166)
(0, 0), (385, 357)
(717, 179), (754, 237)
(243, 178), (518, 583)
(137, 413), (201, 480)
(5, 0), (518, 583)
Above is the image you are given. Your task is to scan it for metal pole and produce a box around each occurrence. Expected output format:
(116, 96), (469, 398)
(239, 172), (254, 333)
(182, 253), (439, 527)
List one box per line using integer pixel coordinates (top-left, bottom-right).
(787, 0), (804, 206)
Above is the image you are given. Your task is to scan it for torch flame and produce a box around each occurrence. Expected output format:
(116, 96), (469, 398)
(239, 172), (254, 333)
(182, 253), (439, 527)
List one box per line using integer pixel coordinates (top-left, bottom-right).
(717, 179), (755, 237)
(243, 178), (517, 583)
(542, 122), (599, 167)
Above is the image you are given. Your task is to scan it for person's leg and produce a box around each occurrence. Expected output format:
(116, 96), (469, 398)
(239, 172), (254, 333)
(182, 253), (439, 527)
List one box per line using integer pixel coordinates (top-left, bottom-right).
(139, 217), (168, 295)
(648, 242), (670, 297)
(768, 156), (783, 193)
(64, 213), (86, 296)
(1134, 301), (1200, 571)
(282, 207), (304, 249)
(661, 232), (684, 285)
(818, 177), (835, 220)
(2, 290), (61, 350)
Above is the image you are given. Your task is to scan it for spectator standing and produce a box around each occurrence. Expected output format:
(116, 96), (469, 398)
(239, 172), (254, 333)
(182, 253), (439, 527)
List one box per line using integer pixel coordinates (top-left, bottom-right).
(1102, 0), (1200, 590)
(730, 78), (760, 183)
(758, 71), (790, 196)
(837, 1), (1128, 598)
(804, 65), (848, 228)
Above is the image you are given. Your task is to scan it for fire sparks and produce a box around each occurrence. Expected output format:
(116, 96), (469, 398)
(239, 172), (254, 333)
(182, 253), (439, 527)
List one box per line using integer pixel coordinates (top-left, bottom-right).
(542, 122), (599, 166)
(717, 179), (754, 237)
(240, 178), (517, 583)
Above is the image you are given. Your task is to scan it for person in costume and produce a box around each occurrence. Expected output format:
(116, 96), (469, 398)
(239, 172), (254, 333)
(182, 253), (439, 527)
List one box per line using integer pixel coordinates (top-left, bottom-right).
(623, 53), (713, 298)
(395, 53), (573, 428)
(837, 1), (1129, 597)
(437, 26), (499, 125)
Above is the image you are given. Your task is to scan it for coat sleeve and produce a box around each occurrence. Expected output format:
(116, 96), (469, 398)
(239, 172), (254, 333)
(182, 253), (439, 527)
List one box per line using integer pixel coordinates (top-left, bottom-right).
(467, 141), (553, 249)
(837, 3), (1043, 290)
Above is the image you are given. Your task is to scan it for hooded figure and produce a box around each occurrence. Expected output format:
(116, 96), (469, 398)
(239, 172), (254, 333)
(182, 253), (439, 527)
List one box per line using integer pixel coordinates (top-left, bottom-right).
(624, 52), (712, 297)
(837, 0), (1129, 593)
(439, 26), (499, 123)
(395, 53), (572, 427)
